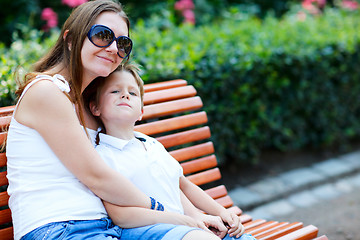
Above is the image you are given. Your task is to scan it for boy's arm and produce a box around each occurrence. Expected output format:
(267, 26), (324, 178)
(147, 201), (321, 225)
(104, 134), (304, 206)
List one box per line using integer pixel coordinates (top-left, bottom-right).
(103, 200), (209, 231)
(179, 176), (245, 238)
(179, 176), (225, 216)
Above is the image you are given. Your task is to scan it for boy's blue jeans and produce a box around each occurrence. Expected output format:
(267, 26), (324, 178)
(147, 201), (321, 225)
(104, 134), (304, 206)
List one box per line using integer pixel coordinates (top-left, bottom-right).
(21, 218), (257, 240)
(20, 218), (197, 240)
(224, 233), (256, 240)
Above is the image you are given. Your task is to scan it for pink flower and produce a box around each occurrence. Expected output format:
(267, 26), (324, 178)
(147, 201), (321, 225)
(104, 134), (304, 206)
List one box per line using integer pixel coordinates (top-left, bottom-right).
(175, 0), (195, 24)
(41, 8), (58, 31)
(41, 8), (57, 21)
(302, 0), (326, 14)
(175, 0), (194, 11)
(183, 9), (195, 25)
(316, 0), (327, 8)
(62, 0), (88, 8)
(341, 0), (359, 10)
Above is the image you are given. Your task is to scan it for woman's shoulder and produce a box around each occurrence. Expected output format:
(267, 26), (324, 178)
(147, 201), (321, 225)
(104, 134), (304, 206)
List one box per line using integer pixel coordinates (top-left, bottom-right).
(18, 77), (73, 115)
(35, 74), (70, 93)
(14, 78), (74, 129)
(25, 79), (69, 102)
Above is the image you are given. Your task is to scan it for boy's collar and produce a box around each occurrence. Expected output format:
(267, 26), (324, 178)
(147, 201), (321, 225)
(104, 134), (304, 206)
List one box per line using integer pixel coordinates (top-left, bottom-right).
(98, 131), (148, 150)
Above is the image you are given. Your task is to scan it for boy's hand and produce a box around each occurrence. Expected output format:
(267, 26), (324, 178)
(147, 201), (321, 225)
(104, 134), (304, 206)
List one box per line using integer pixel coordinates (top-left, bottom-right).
(197, 214), (228, 238)
(219, 211), (245, 238)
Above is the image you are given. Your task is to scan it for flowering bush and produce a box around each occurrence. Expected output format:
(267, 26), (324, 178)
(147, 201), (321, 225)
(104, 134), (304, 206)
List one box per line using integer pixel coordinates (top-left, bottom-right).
(302, 0), (326, 14)
(40, 0), (88, 31)
(301, 0), (358, 16)
(295, 0), (359, 21)
(41, 8), (58, 32)
(341, 0), (359, 9)
(62, 0), (88, 8)
(174, 0), (195, 25)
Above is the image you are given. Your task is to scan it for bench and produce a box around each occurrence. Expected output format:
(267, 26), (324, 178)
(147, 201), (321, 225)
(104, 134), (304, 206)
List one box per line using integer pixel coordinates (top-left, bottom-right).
(0, 79), (325, 239)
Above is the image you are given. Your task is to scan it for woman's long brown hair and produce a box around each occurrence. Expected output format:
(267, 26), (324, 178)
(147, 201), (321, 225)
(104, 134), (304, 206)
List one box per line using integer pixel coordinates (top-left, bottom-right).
(15, 0), (130, 132)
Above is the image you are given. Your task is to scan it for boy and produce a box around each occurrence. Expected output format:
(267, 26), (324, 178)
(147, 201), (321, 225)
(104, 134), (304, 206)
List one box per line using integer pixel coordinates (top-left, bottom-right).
(84, 63), (256, 240)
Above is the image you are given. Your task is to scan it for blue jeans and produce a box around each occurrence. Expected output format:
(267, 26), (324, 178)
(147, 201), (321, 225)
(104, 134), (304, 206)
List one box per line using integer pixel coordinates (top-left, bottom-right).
(21, 218), (198, 240)
(223, 233), (256, 240)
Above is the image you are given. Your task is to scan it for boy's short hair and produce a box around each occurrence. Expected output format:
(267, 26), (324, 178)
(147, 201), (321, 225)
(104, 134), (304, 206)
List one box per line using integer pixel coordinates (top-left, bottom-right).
(117, 63), (144, 103)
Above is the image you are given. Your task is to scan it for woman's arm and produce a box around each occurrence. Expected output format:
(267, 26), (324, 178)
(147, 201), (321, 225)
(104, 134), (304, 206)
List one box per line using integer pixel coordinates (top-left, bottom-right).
(15, 80), (150, 207)
(103, 200), (208, 230)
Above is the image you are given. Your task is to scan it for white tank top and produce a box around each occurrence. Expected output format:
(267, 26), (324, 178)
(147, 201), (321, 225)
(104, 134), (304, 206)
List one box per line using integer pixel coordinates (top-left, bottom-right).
(6, 75), (107, 240)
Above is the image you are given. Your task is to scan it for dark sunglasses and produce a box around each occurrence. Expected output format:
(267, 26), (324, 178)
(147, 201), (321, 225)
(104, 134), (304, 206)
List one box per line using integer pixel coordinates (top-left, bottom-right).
(87, 24), (133, 59)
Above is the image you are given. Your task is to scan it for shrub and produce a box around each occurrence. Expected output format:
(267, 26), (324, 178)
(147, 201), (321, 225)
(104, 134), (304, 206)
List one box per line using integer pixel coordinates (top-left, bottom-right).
(132, 8), (360, 165)
(0, 29), (58, 106)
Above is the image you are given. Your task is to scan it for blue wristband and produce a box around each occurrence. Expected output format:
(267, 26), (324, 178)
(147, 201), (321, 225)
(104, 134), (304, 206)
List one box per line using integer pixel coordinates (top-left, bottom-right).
(150, 197), (156, 210)
(156, 201), (164, 211)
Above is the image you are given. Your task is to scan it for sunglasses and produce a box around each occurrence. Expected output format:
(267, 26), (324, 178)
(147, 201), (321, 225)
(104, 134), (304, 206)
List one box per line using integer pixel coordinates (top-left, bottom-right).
(87, 24), (133, 59)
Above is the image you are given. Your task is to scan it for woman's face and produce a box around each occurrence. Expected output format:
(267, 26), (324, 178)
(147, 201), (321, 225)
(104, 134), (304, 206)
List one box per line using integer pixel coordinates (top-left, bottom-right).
(81, 12), (129, 91)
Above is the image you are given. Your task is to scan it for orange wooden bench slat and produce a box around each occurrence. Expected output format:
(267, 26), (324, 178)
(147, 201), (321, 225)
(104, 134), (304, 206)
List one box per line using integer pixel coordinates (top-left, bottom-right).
(142, 96), (203, 120)
(186, 167), (221, 186)
(253, 222), (291, 239)
(246, 221), (280, 235)
(0, 106), (14, 117)
(135, 112), (208, 136)
(143, 79), (187, 93)
(143, 85), (197, 105)
(0, 153), (7, 168)
(0, 172), (8, 187)
(180, 155), (218, 175)
(239, 213), (252, 224)
(157, 127), (211, 149)
(204, 185), (227, 199)
(0, 115), (11, 130)
(0, 227), (13, 240)
(0, 208), (11, 226)
(244, 219), (268, 230)
(256, 222), (304, 240)
(214, 195), (234, 209)
(169, 141), (214, 162)
(0, 192), (9, 207)
(275, 225), (319, 240)
(0, 133), (7, 148)
(312, 235), (328, 240)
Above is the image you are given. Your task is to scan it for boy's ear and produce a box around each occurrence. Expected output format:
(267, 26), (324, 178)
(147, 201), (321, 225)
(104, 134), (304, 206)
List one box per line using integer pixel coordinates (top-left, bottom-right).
(137, 109), (144, 121)
(89, 101), (100, 117)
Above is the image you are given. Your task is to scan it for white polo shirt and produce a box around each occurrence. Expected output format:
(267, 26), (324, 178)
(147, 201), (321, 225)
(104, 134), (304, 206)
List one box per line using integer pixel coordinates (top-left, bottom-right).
(96, 131), (184, 214)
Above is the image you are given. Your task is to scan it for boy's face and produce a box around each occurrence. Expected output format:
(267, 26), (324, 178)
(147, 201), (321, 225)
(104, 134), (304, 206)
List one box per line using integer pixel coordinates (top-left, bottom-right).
(91, 71), (143, 127)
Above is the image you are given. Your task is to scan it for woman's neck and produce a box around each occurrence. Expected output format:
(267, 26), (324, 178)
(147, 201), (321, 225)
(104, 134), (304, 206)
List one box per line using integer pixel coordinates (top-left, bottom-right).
(45, 63), (70, 80)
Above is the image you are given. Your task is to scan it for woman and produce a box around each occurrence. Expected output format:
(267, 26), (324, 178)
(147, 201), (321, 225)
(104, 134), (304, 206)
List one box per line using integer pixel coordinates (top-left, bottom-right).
(6, 1), (217, 239)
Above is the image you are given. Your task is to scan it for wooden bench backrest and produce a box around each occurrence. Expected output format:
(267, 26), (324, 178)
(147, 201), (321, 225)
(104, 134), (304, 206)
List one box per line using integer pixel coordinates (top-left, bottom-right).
(0, 79), (322, 240)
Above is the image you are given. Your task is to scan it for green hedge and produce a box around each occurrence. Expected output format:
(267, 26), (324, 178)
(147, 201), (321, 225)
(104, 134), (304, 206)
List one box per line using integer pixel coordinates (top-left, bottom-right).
(0, 30), (57, 106)
(1, 8), (360, 166)
(132, 8), (360, 165)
